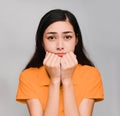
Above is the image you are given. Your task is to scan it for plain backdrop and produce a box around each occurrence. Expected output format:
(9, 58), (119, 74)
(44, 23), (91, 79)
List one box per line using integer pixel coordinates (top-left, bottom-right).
(0, 0), (120, 116)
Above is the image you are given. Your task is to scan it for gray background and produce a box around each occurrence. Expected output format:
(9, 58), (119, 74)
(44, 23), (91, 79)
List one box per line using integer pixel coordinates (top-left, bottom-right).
(0, 0), (119, 116)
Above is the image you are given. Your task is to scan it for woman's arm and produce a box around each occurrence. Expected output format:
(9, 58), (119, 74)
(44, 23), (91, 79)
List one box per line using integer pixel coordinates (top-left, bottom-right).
(63, 78), (80, 116)
(79, 98), (95, 116)
(61, 52), (95, 116)
(61, 52), (79, 116)
(43, 52), (61, 116)
(26, 99), (43, 116)
(44, 81), (60, 116)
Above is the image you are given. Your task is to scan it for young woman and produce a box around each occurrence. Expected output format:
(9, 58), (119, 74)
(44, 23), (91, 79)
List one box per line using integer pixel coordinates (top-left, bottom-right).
(16, 9), (104, 116)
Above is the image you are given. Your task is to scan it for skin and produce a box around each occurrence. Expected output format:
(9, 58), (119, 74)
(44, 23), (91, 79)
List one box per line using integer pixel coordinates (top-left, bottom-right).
(43, 21), (78, 84)
(26, 21), (95, 116)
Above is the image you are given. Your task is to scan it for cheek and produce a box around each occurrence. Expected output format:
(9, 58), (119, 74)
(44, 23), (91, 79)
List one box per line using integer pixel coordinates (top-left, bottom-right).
(71, 44), (76, 51)
(44, 43), (55, 52)
(65, 45), (75, 52)
(65, 43), (76, 52)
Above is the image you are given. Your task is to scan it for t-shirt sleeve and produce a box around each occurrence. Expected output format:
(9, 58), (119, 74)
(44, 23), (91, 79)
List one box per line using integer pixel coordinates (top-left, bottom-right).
(16, 69), (38, 104)
(84, 67), (104, 102)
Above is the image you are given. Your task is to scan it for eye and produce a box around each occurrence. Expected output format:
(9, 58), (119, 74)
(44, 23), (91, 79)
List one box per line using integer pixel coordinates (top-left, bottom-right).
(47, 36), (56, 40)
(64, 35), (72, 40)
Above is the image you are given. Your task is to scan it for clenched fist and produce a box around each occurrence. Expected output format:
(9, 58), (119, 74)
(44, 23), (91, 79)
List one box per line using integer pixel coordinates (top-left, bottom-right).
(43, 52), (78, 85)
(43, 52), (61, 84)
(60, 52), (78, 84)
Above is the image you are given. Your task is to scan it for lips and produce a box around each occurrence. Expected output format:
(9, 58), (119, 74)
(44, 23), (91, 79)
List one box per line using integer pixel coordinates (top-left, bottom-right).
(56, 53), (66, 57)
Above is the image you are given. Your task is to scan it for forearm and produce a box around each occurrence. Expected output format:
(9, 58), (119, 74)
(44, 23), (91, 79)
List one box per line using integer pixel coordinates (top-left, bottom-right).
(44, 81), (60, 116)
(63, 78), (80, 116)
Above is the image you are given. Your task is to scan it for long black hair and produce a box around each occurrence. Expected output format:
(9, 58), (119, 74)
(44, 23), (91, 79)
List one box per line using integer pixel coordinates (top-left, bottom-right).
(24, 9), (94, 69)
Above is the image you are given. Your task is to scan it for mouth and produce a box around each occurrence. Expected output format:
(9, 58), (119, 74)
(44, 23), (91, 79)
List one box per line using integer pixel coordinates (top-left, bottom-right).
(55, 53), (66, 57)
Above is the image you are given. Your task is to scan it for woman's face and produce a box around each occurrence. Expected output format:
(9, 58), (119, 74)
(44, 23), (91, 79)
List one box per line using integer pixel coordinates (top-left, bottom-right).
(43, 21), (78, 57)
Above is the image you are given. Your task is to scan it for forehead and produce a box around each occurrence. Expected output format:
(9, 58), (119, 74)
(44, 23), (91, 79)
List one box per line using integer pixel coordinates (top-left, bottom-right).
(44, 21), (74, 33)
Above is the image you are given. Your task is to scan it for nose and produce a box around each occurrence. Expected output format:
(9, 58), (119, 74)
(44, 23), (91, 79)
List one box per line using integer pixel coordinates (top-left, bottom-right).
(56, 39), (64, 51)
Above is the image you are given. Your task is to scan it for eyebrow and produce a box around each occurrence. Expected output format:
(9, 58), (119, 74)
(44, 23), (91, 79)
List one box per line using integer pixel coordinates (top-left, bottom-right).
(46, 31), (73, 34)
(63, 31), (73, 34)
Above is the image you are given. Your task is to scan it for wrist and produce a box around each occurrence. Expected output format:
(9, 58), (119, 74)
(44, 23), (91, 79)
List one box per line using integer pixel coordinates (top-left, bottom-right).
(62, 78), (73, 87)
(50, 78), (60, 86)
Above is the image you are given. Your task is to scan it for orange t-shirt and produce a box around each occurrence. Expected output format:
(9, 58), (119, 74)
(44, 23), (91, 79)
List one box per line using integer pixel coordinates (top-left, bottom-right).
(16, 64), (104, 115)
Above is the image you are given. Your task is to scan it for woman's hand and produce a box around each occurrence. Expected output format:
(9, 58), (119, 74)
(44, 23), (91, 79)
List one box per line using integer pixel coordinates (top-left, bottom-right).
(43, 52), (78, 85)
(60, 52), (78, 85)
(43, 52), (61, 84)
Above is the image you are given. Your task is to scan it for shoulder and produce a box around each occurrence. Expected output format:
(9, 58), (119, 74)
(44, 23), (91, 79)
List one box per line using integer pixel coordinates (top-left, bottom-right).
(84, 65), (101, 80)
(19, 66), (50, 85)
(82, 65), (101, 78)
(75, 64), (101, 75)
(19, 66), (45, 82)
(20, 68), (38, 78)
(73, 64), (102, 83)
